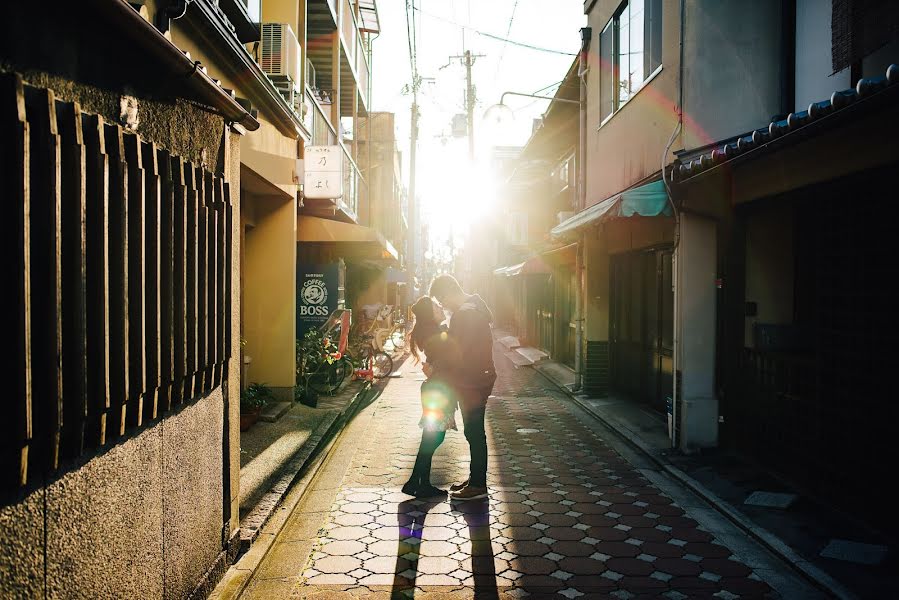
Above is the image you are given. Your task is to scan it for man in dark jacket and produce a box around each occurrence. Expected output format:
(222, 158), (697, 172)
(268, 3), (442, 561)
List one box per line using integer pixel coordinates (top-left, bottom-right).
(429, 274), (497, 500)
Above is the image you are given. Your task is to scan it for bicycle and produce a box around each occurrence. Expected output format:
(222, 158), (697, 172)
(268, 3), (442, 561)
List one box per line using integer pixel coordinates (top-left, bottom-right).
(347, 334), (393, 381)
(304, 309), (352, 396)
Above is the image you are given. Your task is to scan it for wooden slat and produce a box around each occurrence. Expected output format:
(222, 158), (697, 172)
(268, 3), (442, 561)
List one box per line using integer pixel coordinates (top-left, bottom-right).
(1, 74), (32, 488)
(206, 171), (218, 388)
(124, 134), (146, 428)
(196, 169), (209, 394)
(104, 122), (129, 437)
(213, 177), (226, 388)
(171, 156), (188, 406)
(25, 85), (63, 473)
(224, 182), (233, 367)
(142, 140), (161, 421)
(82, 114), (111, 447)
(158, 148), (175, 414)
(184, 162), (199, 400)
(56, 99), (88, 459)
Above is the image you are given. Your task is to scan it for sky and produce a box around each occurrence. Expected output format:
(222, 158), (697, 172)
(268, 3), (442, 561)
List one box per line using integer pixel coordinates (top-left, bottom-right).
(370, 1), (587, 246)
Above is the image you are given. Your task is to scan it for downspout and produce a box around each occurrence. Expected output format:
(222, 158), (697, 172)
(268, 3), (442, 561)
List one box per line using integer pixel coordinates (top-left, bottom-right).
(663, 0), (686, 448)
(573, 26), (591, 393)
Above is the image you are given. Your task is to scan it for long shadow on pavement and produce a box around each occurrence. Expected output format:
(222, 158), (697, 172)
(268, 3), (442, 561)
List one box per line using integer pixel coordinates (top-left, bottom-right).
(390, 497), (444, 599)
(456, 496), (499, 599)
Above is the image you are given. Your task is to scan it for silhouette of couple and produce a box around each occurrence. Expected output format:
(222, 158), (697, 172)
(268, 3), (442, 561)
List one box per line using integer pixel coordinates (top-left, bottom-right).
(402, 274), (497, 502)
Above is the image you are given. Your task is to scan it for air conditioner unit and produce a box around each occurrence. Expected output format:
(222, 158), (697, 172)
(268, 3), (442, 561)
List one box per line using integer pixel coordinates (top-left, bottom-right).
(260, 23), (301, 92)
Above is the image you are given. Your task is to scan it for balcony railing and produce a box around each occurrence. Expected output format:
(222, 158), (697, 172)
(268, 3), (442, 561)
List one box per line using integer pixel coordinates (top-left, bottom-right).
(306, 89), (364, 220)
(341, 0), (357, 65)
(356, 35), (370, 105)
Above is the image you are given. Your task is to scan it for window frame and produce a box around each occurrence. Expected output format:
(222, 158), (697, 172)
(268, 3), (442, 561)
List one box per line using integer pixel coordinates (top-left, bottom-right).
(598, 0), (664, 129)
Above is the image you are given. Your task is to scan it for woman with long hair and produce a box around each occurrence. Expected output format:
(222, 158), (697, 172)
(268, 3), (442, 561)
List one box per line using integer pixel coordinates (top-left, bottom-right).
(402, 295), (458, 497)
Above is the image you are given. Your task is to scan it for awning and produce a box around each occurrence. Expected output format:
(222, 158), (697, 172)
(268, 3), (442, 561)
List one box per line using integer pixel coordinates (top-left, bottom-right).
(551, 180), (672, 237)
(493, 255), (552, 277)
(297, 215), (398, 261)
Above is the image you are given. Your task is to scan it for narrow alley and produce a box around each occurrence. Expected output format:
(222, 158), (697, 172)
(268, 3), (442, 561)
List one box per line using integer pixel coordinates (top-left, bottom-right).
(226, 342), (820, 599)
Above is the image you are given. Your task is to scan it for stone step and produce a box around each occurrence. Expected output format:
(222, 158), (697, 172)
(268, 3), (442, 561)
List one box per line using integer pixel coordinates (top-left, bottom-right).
(259, 401), (292, 423)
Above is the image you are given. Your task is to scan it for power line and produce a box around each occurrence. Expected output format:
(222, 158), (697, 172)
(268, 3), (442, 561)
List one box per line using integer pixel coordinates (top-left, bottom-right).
(494, 0), (520, 80)
(413, 5), (576, 56)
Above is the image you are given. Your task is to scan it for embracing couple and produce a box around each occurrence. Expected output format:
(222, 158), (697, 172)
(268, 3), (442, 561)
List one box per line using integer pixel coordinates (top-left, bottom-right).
(401, 275), (497, 502)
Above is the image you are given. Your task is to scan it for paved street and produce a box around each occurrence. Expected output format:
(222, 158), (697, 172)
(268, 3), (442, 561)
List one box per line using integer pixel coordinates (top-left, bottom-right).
(236, 344), (820, 599)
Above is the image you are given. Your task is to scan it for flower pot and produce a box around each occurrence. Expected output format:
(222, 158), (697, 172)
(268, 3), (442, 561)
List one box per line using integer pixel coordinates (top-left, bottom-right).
(298, 387), (318, 408)
(240, 407), (262, 431)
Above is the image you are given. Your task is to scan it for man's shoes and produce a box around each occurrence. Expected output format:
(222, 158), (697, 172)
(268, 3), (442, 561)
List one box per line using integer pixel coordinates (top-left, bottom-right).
(449, 478), (469, 492)
(450, 485), (488, 501)
(413, 484), (447, 499)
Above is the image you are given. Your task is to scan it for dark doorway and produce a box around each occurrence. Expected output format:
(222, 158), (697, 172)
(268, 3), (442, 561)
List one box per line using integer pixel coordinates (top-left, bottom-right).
(610, 247), (674, 412)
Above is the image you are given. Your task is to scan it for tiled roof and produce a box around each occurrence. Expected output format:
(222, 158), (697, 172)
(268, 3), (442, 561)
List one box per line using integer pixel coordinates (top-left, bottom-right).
(671, 64), (898, 183)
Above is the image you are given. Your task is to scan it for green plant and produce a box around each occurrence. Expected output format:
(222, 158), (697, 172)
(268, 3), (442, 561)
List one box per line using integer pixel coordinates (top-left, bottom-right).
(297, 329), (341, 380)
(240, 382), (273, 413)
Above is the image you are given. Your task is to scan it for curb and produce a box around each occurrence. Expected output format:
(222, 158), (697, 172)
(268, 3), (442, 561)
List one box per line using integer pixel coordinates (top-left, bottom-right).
(529, 360), (857, 600)
(210, 381), (376, 600)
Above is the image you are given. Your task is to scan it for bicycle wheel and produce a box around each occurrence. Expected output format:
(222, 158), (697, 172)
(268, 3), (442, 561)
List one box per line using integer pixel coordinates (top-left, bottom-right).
(370, 351), (394, 379)
(307, 360), (347, 394)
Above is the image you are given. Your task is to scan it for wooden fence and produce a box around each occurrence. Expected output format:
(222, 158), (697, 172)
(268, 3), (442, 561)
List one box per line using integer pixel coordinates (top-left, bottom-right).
(1, 74), (232, 492)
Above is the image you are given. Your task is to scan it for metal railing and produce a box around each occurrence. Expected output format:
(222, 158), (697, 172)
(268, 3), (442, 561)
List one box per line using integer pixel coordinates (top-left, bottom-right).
(306, 89), (364, 220)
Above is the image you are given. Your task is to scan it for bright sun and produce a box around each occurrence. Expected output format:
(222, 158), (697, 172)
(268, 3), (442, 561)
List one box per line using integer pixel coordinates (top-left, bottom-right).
(418, 148), (498, 241)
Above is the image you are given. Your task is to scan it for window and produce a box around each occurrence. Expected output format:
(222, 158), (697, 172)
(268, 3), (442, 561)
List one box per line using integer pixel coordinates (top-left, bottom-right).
(600, 0), (663, 122)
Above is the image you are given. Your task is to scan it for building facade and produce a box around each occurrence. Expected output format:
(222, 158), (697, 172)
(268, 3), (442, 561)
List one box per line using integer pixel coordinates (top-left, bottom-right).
(549, 0), (899, 529)
(0, 0), (396, 597)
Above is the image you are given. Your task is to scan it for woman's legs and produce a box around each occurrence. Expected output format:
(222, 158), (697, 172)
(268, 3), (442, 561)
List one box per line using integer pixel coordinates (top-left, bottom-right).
(408, 430), (446, 486)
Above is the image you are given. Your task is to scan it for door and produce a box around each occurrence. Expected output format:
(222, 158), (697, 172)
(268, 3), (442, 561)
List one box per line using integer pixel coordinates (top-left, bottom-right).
(610, 247), (673, 412)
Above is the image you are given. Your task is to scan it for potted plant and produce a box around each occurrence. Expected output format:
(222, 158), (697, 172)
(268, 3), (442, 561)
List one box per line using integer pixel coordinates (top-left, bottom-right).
(240, 382), (272, 431)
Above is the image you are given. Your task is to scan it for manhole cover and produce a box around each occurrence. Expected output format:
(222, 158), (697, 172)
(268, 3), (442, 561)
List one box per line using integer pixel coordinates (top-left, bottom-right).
(516, 428), (540, 434)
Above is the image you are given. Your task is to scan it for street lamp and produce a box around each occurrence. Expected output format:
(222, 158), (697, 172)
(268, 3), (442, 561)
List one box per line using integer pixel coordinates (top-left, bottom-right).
(483, 91), (580, 126)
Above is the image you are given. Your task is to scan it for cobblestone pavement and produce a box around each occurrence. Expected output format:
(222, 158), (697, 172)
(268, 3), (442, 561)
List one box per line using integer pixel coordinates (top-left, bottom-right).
(239, 347), (818, 599)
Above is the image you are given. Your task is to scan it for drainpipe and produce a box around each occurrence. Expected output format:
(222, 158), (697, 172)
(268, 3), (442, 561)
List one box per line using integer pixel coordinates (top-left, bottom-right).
(573, 26), (591, 393)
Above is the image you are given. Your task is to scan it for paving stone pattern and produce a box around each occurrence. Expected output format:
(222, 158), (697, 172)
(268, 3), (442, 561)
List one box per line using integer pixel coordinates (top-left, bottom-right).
(290, 354), (777, 598)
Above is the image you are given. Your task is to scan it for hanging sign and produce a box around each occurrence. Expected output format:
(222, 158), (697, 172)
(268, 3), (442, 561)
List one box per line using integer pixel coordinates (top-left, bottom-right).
(304, 145), (344, 200)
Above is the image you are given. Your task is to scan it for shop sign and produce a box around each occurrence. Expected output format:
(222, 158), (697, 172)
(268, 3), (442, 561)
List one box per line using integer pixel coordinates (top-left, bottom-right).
(304, 145), (343, 200)
(297, 263), (339, 336)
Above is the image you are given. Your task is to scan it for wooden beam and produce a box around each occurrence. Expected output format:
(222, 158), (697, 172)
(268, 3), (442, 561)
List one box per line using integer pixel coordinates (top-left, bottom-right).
(142, 140), (162, 421)
(1, 74), (32, 488)
(184, 162), (199, 400)
(158, 148), (175, 414)
(171, 156), (188, 406)
(56, 99), (88, 459)
(83, 114), (111, 447)
(104, 123), (129, 437)
(25, 85), (63, 472)
(124, 134), (146, 428)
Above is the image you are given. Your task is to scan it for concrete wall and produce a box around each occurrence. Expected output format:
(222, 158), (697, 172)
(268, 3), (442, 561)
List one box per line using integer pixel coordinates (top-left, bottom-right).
(0, 62), (241, 598)
(795, 0), (850, 111)
(584, 0), (682, 205)
(682, 0), (784, 149)
(674, 213), (718, 450)
(744, 204), (794, 347)
(1, 390), (225, 600)
(243, 192), (299, 397)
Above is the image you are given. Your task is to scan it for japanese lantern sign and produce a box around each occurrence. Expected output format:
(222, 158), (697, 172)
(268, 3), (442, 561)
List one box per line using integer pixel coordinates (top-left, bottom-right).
(304, 145), (343, 200)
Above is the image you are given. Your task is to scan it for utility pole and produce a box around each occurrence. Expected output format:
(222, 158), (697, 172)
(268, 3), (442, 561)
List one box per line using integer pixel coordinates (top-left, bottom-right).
(408, 86), (419, 292)
(449, 50), (485, 161)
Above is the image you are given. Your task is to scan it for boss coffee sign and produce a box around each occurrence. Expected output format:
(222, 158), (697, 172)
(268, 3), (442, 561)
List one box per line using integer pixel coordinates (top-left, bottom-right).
(297, 263), (339, 337)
